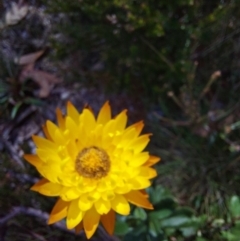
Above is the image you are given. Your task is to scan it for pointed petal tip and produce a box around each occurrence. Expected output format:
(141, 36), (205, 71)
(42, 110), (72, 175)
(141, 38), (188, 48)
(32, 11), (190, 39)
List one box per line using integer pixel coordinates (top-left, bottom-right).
(47, 217), (55, 225)
(67, 100), (73, 106)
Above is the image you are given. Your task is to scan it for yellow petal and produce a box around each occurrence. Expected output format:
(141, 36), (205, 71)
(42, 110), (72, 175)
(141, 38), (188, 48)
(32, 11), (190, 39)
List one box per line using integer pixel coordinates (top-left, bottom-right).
(48, 198), (69, 224)
(65, 116), (78, 139)
(130, 134), (151, 153)
(144, 155), (160, 166)
(131, 177), (151, 190)
(100, 209), (115, 235)
(114, 109), (127, 132)
(97, 101), (111, 125)
(125, 120), (144, 137)
(129, 152), (149, 167)
(36, 149), (61, 163)
(32, 135), (57, 150)
(42, 124), (52, 140)
(118, 128), (137, 147)
(67, 101), (79, 124)
(80, 109), (97, 133)
(133, 121), (144, 136)
(46, 120), (65, 144)
(138, 166), (157, 179)
(67, 199), (84, 229)
(78, 194), (93, 211)
(61, 187), (80, 201)
(30, 178), (48, 191)
(94, 198), (111, 214)
(124, 190), (153, 210)
(31, 179), (62, 196)
(24, 154), (42, 167)
(46, 120), (57, 140)
(56, 107), (65, 130)
(111, 195), (130, 215)
(65, 139), (78, 161)
(83, 206), (100, 239)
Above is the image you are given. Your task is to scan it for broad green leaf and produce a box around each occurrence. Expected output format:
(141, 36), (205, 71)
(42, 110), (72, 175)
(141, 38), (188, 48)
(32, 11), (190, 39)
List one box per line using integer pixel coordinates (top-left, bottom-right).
(114, 221), (132, 235)
(229, 196), (240, 218)
(133, 207), (147, 221)
(149, 209), (172, 220)
(160, 216), (191, 228)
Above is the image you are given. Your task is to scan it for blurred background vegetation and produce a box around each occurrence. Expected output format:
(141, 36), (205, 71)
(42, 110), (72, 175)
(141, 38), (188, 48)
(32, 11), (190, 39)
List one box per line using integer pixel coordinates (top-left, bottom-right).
(1, 0), (240, 240)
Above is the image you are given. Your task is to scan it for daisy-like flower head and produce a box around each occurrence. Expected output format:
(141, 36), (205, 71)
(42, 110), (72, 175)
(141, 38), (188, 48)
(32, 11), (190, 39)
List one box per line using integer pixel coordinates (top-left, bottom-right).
(24, 102), (160, 239)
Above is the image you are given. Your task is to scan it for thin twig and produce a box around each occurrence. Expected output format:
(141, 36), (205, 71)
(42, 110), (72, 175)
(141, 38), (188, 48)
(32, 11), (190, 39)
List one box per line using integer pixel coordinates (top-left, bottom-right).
(0, 137), (25, 169)
(0, 206), (119, 241)
(140, 37), (175, 71)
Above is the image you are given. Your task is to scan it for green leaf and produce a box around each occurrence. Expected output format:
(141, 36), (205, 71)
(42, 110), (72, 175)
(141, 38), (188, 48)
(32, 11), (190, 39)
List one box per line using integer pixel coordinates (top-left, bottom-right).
(149, 220), (158, 237)
(180, 227), (197, 237)
(114, 221), (132, 235)
(149, 209), (172, 220)
(133, 207), (147, 220)
(229, 196), (240, 218)
(160, 216), (191, 228)
(11, 102), (22, 119)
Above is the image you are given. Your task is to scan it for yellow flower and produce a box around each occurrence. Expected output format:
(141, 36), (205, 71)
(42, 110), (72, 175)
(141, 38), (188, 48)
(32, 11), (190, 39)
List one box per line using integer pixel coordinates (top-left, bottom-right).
(24, 101), (160, 239)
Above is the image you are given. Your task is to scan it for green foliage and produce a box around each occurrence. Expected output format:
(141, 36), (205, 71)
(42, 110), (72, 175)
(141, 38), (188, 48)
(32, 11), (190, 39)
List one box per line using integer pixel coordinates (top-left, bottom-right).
(115, 186), (240, 241)
(114, 185), (199, 241)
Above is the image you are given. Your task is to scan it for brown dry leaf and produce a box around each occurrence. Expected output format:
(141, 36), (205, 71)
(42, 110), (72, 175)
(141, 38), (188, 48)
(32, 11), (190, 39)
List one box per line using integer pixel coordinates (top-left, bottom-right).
(14, 50), (45, 65)
(19, 65), (62, 98)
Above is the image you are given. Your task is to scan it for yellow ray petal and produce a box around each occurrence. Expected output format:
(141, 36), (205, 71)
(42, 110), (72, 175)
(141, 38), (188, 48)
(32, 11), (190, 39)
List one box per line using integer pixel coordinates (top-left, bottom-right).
(118, 128), (138, 147)
(48, 198), (69, 224)
(56, 107), (65, 130)
(78, 194), (93, 211)
(75, 222), (83, 234)
(127, 120), (144, 137)
(36, 149), (61, 163)
(31, 179), (62, 196)
(138, 166), (157, 179)
(42, 124), (52, 140)
(61, 187), (81, 201)
(129, 152), (149, 167)
(114, 109), (128, 132)
(65, 139), (78, 161)
(32, 135), (57, 150)
(100, 209), (115, 235)
(102, 119), (116, 138)
(130, 134), (151, 153)
(83, 206), (100, 239)
(144, 155), (160, 166)
(124, 190), (153, 209)
(30, 178), (48, 191)
(46, 120), (58, 140)
(94, 198), (111, 214)
(67, 199), (84, 229)
(67, 101), (80, 124)
(46, 120), (65, 144)
(130, 177), (151, 190)
(97, 101), (111, 125)
(23, 154), (42, 167)
(80, 109), (97, 133)
(65, 116), (78, 140)
(111, 195), (130, 215)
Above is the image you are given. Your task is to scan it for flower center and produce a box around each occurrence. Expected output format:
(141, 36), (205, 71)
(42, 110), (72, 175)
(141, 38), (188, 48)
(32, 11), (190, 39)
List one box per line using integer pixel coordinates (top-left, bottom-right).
(75, 146), (110, 179)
